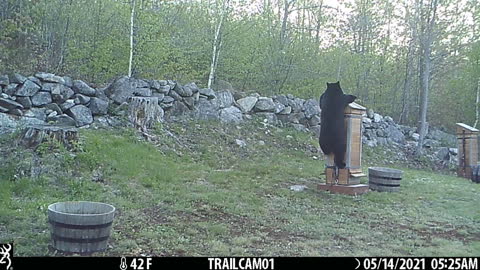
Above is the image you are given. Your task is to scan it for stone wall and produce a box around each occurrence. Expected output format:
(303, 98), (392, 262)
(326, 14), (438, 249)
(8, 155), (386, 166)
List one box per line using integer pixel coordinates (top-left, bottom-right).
(0, 72), (458, 165)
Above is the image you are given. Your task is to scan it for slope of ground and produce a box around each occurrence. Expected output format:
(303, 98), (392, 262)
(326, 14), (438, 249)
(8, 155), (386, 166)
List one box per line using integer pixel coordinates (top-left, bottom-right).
(0, 118), (479, 256)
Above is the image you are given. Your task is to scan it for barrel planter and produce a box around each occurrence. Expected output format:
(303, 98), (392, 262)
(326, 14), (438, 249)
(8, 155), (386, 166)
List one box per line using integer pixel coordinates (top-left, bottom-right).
(471, 165), (480, 183)
(368, 167), (403, 192)
(48, 201), (115, 253)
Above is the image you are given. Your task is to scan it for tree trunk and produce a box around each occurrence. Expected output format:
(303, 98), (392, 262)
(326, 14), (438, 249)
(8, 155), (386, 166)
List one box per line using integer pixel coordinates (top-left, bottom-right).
(416, 0), (438, 154)
(207, 0), (229, 89)
(19, 125), (79, 150)
(128, 97), (164, 131)
(474, 78), (480, 128)
(128, 0), (136, 78)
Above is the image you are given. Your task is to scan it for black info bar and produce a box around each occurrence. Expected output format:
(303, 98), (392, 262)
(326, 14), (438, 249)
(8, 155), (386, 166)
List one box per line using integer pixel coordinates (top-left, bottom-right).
(9, 257), (479, 270)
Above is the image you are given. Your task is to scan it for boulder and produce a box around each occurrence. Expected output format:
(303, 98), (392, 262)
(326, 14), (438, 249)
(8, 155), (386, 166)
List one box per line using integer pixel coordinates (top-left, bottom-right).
(4, 84), (18, 96)
(193, 98), (219, 120)
(278, 106), (292, 115)
(436, 147), (450, 161)
(73, 80), (96, 96)
(89, 97), (109, 115)
(0, 98), (23, 111)
(273, 95), (289, 106)
(24, 108), (47, 121)
(199, 88), (216, 99)
(219, 106), (243, 123)
(274, 102), (286, 114)
(288, 98), (304, 112)
(0, 75), (9, 86)
(47, 114), (77, 126)
(217, 91), (234, 108)
(303, 98), (321, 119)
(31, 92), (53, 106)
(51, 84), (75, 103)
(236, 96), (258, 113)
(9, 73), (27, 84)
(60, 100), (76, 112)
(74, 94), (91, 105)
(66, 105), (93, 127)
(15, 80), (40, 97)
(45, 103), (63, 115)
(35, 72), (65, 84)
(105, 76), (153, 104)
(373, 113), (383, 123)
(174, 83), (193, 97)
(254, 97), (275, 112)
(16, 97), (32, 109)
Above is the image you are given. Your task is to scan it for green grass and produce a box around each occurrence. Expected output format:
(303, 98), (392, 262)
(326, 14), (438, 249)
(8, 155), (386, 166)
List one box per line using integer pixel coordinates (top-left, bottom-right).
(0, 120), (479, 256)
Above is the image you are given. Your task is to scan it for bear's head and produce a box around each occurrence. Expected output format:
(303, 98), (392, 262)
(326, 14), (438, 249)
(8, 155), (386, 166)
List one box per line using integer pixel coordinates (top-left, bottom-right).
(321, 81), (356, 109)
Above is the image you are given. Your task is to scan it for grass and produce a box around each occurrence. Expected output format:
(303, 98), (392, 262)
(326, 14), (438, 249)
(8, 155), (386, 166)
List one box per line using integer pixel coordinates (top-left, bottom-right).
(0, 119), (479, 256)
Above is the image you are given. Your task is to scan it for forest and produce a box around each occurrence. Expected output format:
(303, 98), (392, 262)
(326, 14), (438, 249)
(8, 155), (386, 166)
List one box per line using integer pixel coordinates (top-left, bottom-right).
(0, 0), (479, 131)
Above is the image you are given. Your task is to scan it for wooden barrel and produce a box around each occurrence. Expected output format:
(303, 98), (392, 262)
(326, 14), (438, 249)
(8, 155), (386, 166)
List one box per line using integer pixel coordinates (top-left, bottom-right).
(471, 165), (480, 183)
(48, 201), (115, 253)
(368, 167), (403, 192)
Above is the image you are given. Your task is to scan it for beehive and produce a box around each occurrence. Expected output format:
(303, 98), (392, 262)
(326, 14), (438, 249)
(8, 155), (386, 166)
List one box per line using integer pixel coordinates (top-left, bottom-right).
(456, 123), (478, 179)
(325, 102), (366, 185)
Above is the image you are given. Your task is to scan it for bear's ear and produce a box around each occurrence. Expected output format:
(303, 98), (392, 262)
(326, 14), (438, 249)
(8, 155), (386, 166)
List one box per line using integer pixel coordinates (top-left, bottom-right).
(326, 82), (330, 87)
(344, 94), (356, 104)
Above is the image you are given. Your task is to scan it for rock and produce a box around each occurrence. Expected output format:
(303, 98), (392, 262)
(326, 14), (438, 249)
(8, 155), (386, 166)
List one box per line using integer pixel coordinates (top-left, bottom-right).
(219, 106), (243, 123)
(73, 80), (96, 96)
(449, 148), (458, 156)
(9, 108), (23, 116)
(310, 125), (321, 138)
(199, 88), (216, 99)
(149, 80), (161, 90)
(31, 92), (53, 106)
(35, 72), (65, 84)
(273, 95), (289, 106)
(74, 94), (91, 105)
(235, 139), (247, 148)
(309, 115), (321, 126)
(303, 99), (321, 119)
(24, 108), (47, 121)
(0, 98), (23, 111)
(162, 96), (175, 104)
(411, 133), (420, 141)
(4, 84), (18, 96)
(362, 117), (372, 125)
(158, 85), (170, 94)
(183, 97), (195, 110)
(66, 105), (93, 127)
(169, 89), (183, 101)
(194, 98), (219, 120)
(385, 125), (405, 143)
(16, 97), (32, 109)
(292, 123), (308, 132)
(27, 76), (42, 86)
(256, 112), (277, 124)
(254, 97), (275, 112)
(89, 97), (109, 115)
(373, 113), (383, 123)
(384, 116), (394, 123)
(236, 96), (258, 113)
(15, 80), (40, 97)
(274, 102), (286, 114)
(60, 100), (76, 112)
(217, 91), (234, 108)
(9, 73), (27, 84)
(289, 185), (307, 192)
(0, 75), (9, 86)
(45, 103), (63, 115)
(174, 83), (193, 97)
(0, 112), (45, 135)
(436, 147), (450, 161)
(51, 84), (75, 103)
(63, 76), (73, 88)
(423, 139), (439, 148)
(278, 106), (292, 115)
(183, 82), (199, 94)
(105, 76), (153, 104)
(169, 101), (190, 116)
(47, 114), (77, 126)
(289, 98), (305, 113)
(367, 108), (375, 119)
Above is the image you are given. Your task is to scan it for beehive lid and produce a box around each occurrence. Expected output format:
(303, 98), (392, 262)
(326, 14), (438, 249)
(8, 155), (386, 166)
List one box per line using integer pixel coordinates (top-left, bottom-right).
(345, 102), (366, 114)
(456, 123), (479, 135)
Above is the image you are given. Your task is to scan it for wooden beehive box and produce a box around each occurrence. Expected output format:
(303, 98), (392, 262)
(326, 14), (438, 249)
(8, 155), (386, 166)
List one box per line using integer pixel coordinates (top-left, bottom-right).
(456, 123), (478, 178)
(325, 102), (366, 185)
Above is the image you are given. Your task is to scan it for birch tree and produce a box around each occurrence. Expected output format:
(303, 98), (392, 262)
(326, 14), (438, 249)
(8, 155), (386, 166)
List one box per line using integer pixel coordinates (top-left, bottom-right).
(207, 0), (230, 89)
(128, 0), (136, 78)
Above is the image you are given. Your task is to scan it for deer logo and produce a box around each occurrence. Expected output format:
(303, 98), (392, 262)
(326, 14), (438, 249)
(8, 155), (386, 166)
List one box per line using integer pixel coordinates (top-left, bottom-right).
(0, 244), (12, 270)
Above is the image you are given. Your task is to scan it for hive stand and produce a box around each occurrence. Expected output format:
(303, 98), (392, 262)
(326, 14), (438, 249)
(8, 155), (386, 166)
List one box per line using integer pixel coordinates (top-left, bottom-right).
(318, 102), (369, 195)
(456, 123), (478, 179)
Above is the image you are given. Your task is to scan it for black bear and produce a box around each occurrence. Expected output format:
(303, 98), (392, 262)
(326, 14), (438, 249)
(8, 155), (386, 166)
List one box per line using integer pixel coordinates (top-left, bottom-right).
(319, 81), (356, 169)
